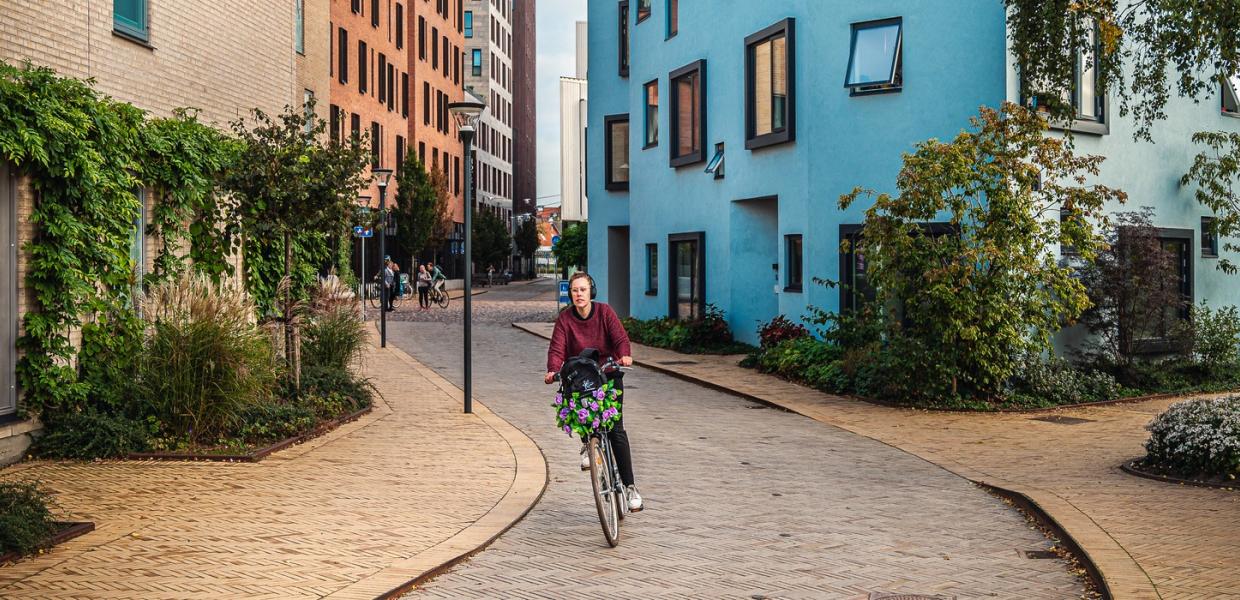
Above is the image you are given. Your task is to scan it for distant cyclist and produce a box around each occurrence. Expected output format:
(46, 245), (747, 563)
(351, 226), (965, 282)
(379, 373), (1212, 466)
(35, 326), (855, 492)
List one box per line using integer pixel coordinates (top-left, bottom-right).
(544, 271), (642, 512)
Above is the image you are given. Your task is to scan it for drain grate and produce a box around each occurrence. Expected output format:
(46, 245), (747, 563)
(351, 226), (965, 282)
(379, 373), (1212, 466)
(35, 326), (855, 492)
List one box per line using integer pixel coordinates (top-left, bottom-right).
(659, 360), (698, 365)
(1030, 415), (1094, 425)
(868, 594), (956, 600)
(1024, 549), (1059, 559)
(747, 404), (768, 409)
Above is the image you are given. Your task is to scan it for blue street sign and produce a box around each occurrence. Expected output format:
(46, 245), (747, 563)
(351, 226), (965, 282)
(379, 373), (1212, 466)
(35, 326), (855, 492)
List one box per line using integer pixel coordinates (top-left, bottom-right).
(551, 235), (561, 247)
(558, 280), (569, 305)
(353, 226), (373, 238)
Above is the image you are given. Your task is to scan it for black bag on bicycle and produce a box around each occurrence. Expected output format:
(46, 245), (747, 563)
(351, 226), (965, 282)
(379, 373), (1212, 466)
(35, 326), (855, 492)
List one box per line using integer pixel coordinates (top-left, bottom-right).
(559, 348), (605, 395)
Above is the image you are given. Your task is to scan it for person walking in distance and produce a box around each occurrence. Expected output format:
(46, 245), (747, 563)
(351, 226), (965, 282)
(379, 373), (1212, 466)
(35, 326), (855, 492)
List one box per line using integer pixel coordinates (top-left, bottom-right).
(416, 264), (431, 310)
(382, 256), (396, 311)
(544, 272), (643, 512)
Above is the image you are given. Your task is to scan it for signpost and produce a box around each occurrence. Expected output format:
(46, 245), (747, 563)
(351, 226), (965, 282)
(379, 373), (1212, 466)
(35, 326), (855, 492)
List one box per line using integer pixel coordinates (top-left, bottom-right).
(558, 279), (570, 308)
(353, 226), (373, 321)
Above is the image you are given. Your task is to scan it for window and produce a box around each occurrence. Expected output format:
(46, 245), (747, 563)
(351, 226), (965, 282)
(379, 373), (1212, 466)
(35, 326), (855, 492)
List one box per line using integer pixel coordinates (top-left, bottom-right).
(705, 142), (724, 179)
(295, 0), (305, 54)
(604, 114), (630, 191)
(643, 80), (658, 147)
(419, 16), (427, 60)
(472, 49), (483, 76)
(845, 17), (902, 94)
(442, 38), (449, 76)
(1124, 228), (1192, 353)
(351, 113), (361, 141)
(840, 226), (876, 312)
(785, 234), (803, 291)
(465, 11), (473, 37)
(358, 41), (368, 93)
(396, 135), (406, 173)
(401, 72), (409, 117)
(1022, 24), (1107, 132)
(746, 19), (795, 149)
(453, 45), (460, 83)
(388, 65), (396, 111)
(646, 244), (658, 294)
(371, 0), (380, 27)
(303, 90), (315, 135)
(667, 0), (677, 38)
(1060, 209), (1079, 257)
(423, 82), (430, 124)
(418, 141), (425, 163)
(669, 60), (706, 167)
(1203, 217), (1220, 257)
(668, 232), (705, 319)
(637, 0), (651, 23)
(396, 3), (404, 49)
(432, 27), (439, 69)
(352, 0), (361, 14)
(338, 28), (349, 83)
(454, 157), (461, 195)
(114, 0), (149, 42)
(618, 1), (630, 77)
(379, 54), (388, 103)
(129, 188), (146, 281)
(1223, 75), (1240, 115)
(329, 104), (341, 142)
(371, 122), (381, 167)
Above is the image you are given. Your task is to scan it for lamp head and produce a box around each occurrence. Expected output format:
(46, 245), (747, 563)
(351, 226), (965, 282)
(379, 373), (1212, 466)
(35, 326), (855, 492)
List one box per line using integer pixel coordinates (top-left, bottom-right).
(373, 168), (394, 189)
(448, 91), (487, 133)
(357, 194), (373, 207)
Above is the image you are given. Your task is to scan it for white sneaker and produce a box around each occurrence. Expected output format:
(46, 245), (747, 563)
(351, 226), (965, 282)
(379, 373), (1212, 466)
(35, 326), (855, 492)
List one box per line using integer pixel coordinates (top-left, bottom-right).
(580, 445), (590, 471)
(626, 485), (643, 512)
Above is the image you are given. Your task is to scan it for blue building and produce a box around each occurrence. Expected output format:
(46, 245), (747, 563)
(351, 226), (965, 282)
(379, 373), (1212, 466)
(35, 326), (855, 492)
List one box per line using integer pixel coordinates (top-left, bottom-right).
(586, 0), (1240, 346)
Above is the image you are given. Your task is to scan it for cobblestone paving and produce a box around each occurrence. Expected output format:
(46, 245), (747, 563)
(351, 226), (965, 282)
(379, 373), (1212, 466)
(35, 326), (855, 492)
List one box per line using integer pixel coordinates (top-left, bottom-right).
(388, 320), (1086, 599)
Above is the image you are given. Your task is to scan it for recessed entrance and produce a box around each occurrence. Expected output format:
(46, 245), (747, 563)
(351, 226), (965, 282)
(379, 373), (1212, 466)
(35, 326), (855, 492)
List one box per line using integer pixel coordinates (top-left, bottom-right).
(668, 231), (704, 319)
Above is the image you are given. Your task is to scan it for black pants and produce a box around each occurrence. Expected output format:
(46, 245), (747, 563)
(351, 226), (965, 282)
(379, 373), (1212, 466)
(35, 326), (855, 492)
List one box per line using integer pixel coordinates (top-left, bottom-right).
(384, 284), (394, 310)
(418, 286), (429, 307)
(593, 373), (635, 487)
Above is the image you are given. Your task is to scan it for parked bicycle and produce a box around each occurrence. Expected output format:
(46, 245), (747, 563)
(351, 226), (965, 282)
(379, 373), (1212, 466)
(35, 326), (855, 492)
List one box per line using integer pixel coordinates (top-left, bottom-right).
(554, 354), (632, 547)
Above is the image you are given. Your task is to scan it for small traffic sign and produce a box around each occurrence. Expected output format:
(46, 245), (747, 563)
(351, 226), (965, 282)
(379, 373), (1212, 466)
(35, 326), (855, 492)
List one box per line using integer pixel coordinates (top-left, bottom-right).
(558, 280), (570, 305)
(551, 235), (561, 247)
(353, 226), (373, 238)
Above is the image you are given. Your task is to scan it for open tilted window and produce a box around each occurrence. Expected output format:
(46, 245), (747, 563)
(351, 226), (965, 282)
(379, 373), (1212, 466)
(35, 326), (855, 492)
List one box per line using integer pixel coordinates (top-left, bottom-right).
(845, 18), (901, 95)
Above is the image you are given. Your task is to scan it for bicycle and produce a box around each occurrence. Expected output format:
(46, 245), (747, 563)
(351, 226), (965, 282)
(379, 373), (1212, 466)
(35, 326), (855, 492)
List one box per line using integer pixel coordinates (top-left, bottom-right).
(367, 275), (401, 310)
(427, 281), (450, 308)
(555, 356), (632, 547)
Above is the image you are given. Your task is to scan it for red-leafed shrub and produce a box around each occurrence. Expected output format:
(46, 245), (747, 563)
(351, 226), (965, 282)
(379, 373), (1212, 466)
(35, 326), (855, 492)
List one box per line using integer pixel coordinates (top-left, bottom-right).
(759, 316), (809, 349)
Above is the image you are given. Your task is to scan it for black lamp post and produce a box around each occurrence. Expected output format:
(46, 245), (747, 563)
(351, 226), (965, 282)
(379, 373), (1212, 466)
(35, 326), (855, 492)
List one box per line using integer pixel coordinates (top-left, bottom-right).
(448, 92), (486, 414)
(374, 167), (394, 348)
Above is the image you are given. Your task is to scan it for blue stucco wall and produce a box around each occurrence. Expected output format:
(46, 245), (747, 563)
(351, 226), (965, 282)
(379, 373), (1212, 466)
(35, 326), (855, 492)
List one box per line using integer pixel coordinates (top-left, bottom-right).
(588, 0), (1240, 347)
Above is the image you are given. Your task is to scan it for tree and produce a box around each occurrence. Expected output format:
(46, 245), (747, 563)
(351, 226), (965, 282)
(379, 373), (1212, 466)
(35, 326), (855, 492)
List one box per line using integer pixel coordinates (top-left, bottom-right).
(514, 217), (540, 275)
(839, 103), (1126, 400)
(224, 100), (370, 367)
(1007, 0), (1240, 141)
(472, 210), (511, 274)
(393, 153), (452, 261)
(553, 221), (588, 270)
(1183, 131), (1240, 274)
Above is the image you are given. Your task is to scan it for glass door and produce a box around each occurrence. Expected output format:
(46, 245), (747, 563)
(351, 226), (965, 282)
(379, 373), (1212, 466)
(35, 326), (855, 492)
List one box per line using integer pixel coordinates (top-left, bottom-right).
(671, 237), (701, 319)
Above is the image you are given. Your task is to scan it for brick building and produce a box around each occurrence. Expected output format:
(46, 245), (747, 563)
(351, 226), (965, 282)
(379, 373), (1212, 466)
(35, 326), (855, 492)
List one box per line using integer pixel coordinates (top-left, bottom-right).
(511, 0), (536, 219)
(409, 0), (466, 276)
(1, 0), (303, 462)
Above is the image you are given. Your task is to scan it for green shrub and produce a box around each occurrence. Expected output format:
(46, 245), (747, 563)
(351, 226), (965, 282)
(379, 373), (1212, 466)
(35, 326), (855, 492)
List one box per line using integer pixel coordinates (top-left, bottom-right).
(77, 310), (143, 415)
(299, 364), (374, 414)
(234, 401), (316, 444)
(1006, 353), (1121, 407)
(1176, 303), (1240, 373)
(0, 482), (58, 557)
(757, 316), (809, 349)
(623, 304), (753, 354)
(34, 411), (149, 459)
(138, 275), (277, 443)
(302, 306), (367, 373)
(1143, 396), (1240, 479)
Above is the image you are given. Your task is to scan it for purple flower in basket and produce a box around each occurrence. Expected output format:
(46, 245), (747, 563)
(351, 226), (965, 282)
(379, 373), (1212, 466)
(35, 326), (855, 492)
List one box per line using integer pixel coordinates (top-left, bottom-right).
(559, 408), (569, 419)
(554, 393), (563, 405)
(593, 389), (605, 400)
(592, 419), (600, 429)
(577, 408), (589, 422)
(563, 425), (571, 434)
(568, 399), (576, 409)
(590, 401), (599, 411)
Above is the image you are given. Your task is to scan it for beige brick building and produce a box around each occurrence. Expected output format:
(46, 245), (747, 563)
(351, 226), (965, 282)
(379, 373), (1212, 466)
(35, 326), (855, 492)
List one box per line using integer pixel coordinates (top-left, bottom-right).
(1, 0), (308, 463)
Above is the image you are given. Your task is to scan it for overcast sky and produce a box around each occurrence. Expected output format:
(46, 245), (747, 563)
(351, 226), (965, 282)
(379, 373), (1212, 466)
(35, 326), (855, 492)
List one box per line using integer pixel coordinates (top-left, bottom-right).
(534, 0), (587, 204)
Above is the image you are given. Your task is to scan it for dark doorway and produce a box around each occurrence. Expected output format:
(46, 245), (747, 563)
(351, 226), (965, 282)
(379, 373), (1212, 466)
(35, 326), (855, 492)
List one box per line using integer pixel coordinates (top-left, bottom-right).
(607, 226), (631, 317)
(668, 232), (705, 319)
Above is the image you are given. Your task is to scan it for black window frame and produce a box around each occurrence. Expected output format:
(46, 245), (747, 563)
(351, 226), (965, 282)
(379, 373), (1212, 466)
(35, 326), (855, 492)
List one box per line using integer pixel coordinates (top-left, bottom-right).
(845, 17), (903, 96)
(338, 27), (349, 83)
(378, 54), (388, 104)
(1020, 24), (1109, 135)
(350, 113), (361, 142)
(745, 18), (796, 150)
(464, 10), (474, 37)
(645, 243), (659, 295)
(358, 40), (368, 94)
(371, 0), (380, 27)
(113, 0), (150, 43)
(419, 16), (427, 60)
(401, 72), (409, 118)
(370, 122), (381, 167)
(785, 233), (803, 292)
(1202, 217), (1220, 258)
(636, 0), (651, 23)
(1122, 227), (1194, 355)
(669, 59), (707, 168)
(1221, 75), (1240, 116)
(396, 3), (404, 49)
(329, 104), (341, 142)
(839, 224), (876, 312)
(604, 114), (631, 191)
(668, 231), (706, 320)
(643, 79), (659, 149)
(472, 48), (482, 76)
(618, 1), (630, 78)
(666, 0), (677, 39)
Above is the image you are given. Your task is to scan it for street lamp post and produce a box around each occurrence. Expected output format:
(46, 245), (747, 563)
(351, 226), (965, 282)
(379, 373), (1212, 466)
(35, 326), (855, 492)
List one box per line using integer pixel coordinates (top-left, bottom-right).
(449, 92), (486, 414)
(374, 168), (394, 348)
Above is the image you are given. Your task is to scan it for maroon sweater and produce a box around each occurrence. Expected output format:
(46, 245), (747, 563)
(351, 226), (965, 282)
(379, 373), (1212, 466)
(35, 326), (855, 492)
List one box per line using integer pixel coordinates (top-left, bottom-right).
(546, 302), (633, 372)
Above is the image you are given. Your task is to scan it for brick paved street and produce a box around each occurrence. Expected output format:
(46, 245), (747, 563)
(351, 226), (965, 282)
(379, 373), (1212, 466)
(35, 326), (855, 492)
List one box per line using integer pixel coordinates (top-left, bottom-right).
(387, 297), (1086, 599)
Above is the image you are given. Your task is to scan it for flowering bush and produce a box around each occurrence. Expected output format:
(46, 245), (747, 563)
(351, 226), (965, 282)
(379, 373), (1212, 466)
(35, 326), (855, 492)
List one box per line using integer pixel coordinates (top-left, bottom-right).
(1143, 396), (1240, 479)
(553, 380), (623, 438)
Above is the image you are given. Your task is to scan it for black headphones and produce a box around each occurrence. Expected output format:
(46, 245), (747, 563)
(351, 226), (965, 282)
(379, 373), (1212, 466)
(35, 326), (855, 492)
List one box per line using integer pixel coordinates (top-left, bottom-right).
(571, 272), (597, 300)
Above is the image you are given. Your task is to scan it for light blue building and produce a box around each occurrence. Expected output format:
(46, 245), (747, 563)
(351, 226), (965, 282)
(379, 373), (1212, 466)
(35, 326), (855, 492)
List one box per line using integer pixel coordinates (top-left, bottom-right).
(586, 0), (1240, 346)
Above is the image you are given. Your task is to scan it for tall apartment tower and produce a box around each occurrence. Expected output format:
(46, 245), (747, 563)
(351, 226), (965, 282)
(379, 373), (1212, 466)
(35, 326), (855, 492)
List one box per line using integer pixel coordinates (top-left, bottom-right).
(328, 0), (410, 205)
(559, 21), (588, 223)
(0, 0), (302, 461)
(511, 0), (537, 217)
(409, 0), (466, 275)
(463, 0), (514, 224)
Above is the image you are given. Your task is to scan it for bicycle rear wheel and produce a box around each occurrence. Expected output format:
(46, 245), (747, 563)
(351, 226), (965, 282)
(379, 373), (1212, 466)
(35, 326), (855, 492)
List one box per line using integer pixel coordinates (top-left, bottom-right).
(367, 283), (382, 309)
(588, 436), (620, 547)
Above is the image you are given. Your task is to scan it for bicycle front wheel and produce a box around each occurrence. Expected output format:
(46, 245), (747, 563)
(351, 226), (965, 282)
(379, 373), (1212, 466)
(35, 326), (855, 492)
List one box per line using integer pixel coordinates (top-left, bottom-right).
(367, 283), (382, 309)
(437, 289), (450, 308)
(588, 436), (620, 547)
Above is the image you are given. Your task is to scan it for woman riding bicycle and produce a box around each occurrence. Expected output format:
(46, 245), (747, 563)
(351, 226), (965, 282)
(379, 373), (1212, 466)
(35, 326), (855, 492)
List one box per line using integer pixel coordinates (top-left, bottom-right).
(544, 272), (642, 512)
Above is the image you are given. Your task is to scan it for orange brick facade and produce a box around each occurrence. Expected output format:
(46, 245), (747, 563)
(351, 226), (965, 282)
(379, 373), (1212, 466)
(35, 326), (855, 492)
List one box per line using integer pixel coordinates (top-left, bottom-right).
(328, 0), (412, 206)
(409, 0), (466, 225)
